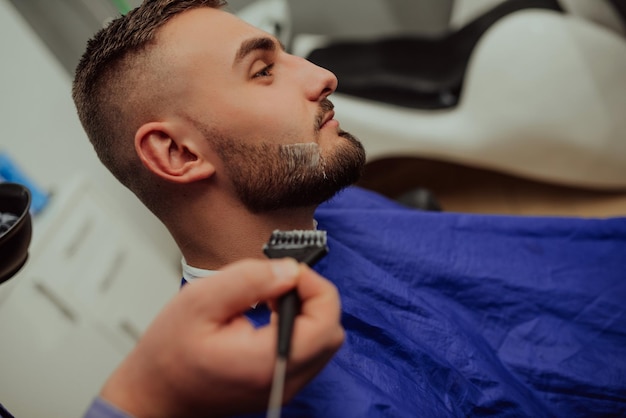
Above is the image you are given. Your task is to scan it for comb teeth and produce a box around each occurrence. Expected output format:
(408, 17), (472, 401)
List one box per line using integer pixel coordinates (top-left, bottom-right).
(263, 229), (329, 266)
(267, 230), (327, 248)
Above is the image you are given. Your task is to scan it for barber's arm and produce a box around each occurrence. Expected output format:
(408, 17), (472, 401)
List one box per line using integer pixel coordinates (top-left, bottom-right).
(84, 258), (344, 418)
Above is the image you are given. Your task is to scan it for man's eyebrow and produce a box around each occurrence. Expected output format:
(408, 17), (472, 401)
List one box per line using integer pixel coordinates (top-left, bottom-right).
(233, 36), (285, 66)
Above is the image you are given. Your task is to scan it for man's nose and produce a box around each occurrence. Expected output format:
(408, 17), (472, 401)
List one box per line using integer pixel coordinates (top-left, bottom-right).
(296, 55), (338, 101)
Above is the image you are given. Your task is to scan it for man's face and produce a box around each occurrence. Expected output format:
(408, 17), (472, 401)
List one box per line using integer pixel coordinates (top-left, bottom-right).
(159, 7), (365, 212)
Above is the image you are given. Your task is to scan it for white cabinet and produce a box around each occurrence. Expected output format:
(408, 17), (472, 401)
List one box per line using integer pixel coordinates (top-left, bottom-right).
(0, 177), (180, 417)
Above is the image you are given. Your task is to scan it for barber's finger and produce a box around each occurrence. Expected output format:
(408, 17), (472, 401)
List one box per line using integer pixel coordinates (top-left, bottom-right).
(183, 258), (300, 322)
(296, 265), (342, 319)
(290, 265), (344, 352)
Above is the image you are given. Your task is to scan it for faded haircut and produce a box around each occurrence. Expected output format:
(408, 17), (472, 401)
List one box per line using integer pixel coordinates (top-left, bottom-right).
(71, 0), (227, 212)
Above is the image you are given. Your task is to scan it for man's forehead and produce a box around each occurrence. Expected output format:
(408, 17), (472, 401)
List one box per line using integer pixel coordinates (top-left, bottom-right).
(160, 7), (270, 58)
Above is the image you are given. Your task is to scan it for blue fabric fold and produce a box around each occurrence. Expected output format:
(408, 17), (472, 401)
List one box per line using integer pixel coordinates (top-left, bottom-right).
(240, 186), (626, 417)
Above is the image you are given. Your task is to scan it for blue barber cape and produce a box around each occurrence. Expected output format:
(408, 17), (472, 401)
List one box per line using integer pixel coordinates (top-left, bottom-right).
(240, 186), (626, 417)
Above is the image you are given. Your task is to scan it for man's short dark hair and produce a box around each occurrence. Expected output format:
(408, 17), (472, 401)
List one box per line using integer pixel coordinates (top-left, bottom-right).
(72, 0), (226, 210)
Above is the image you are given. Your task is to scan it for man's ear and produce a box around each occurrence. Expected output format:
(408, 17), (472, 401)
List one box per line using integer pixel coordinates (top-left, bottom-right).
(135, 121), (215, 183)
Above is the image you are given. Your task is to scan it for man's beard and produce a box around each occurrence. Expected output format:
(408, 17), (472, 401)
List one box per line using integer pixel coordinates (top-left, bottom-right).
(196, 112), (366, 213)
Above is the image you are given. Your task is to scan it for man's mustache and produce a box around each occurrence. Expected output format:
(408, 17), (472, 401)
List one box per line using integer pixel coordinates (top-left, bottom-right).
(315, 99), (335, 131)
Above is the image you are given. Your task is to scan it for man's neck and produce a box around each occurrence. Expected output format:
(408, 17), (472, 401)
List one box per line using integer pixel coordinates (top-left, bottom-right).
(171, 196), (318, 270)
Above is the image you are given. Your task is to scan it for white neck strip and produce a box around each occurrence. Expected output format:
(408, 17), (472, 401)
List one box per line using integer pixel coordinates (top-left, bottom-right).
(181, 257), (217, 283)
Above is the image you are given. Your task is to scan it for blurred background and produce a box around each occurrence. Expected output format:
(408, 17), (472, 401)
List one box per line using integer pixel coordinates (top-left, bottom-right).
(0, 0), (625, 416)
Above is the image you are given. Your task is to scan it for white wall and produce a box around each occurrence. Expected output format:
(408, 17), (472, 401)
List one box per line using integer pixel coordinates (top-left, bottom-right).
(0, 0), (179, 263)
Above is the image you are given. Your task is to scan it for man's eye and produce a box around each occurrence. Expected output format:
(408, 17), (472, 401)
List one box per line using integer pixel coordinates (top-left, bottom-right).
(253, 64), (274, 78)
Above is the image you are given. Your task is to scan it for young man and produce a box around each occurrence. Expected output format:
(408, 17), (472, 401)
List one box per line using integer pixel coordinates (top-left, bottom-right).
(73, 1), (626, 417)
(72, 0), (366, 273)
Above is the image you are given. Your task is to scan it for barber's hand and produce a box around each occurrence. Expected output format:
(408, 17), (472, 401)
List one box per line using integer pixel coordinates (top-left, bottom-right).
(99, 258), (344, 418)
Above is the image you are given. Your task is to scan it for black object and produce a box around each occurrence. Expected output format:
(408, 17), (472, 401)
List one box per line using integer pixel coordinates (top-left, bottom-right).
(0, 403), (15, 418)
(263, 230), (329, 417)
(609, 0), (626, 25)
(306, 0), (562, 109)
(0, 182), (32, 284)
(263, 230), (329, 358)
(396, 188), (443, 212)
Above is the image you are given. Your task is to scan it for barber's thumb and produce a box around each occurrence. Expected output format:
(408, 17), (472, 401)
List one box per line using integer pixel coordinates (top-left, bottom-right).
(247, 258), (301, 304)
(269, 258), (301, 284)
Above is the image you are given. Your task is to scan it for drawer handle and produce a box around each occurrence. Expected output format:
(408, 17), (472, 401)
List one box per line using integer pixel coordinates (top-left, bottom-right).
(64, 218), (94, 259)
(33, 282), (78, 323)
(99, 251), (126, 293)
(119, 319), (141, 342)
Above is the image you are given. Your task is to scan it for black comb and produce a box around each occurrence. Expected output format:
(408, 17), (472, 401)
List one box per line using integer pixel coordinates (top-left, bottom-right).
(263, 229), (328, 418)
(263, 229), (329, 357)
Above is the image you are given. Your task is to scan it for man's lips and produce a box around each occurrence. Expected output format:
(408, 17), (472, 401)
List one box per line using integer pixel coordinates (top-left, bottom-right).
(320, 110), (336, 129)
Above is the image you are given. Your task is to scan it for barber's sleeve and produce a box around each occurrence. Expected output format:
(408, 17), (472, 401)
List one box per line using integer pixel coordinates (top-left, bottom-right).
(83, 397), (134, 418)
